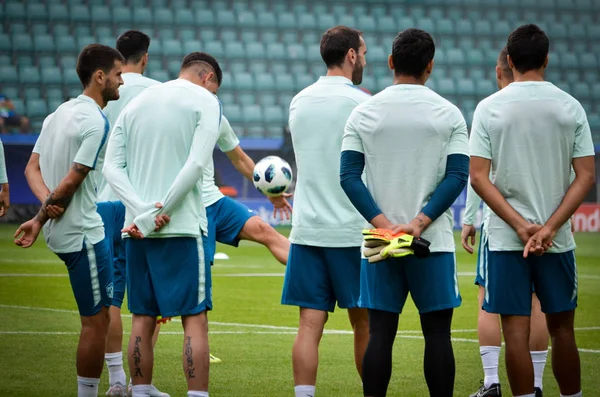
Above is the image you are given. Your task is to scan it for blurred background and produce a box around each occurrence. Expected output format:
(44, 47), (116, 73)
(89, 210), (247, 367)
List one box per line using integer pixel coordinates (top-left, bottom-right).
(1, 0), (599, 230)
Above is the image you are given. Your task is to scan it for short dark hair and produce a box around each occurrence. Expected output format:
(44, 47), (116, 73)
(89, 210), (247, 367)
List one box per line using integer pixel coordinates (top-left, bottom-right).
(181, 52), (223, 86)
(391, 28), (435, 78)
(76, 44), (124, 88)
(116, 30), (151, 64)
(497, 46), (513, 79)
(507, 24), (549, 73)
(320, 25), (363, 68)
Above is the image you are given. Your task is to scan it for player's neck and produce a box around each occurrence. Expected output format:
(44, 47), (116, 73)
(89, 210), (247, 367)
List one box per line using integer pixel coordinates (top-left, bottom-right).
(326, 68), (352, 82)
(82, 88), (107, 109)
(122, 63), (145, 75)
(393, 75), (425, 86)
(512, 70), (545, 82)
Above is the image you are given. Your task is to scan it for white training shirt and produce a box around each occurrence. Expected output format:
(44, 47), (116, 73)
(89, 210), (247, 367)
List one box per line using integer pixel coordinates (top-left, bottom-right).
(103, 79), (222, 238)
(288, 76), (371, 247)
(202, 115), (240, 207)
(470, 81), (595, 252)
(97, 73), (160, 201)
(342, 84), (470, 253)
(33, 95), (109, 253)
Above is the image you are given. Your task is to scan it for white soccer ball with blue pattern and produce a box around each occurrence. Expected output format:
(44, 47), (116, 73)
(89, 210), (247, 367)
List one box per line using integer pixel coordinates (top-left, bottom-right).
(253, 156), (293, 197)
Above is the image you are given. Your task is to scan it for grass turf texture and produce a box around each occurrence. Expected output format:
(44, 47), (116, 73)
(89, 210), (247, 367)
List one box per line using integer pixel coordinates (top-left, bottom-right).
(0, 224), (598, 396)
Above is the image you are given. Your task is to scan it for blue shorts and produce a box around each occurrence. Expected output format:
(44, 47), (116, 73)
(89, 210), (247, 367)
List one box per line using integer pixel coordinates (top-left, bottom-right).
(359, 252), (462, 314)
(474, 225), (486, 286)
(97, 201), (126, 308)
(56, 237), (113, 316)
(483, 241), (577, 316)
(281, 244), (361, 312)
(125, 236), (212, 317)
(205, 196), (256, 262)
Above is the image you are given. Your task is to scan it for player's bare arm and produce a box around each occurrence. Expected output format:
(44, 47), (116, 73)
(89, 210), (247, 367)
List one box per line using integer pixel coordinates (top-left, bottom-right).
(0, 182), (8, 217)
(226, 145), (292, 219)
(470, 156), (542, 250)
(14, 162), (92, 248)
(24, 153), (64, 219)
(461, 224), (477, 254)
(524, 155), (595, 257)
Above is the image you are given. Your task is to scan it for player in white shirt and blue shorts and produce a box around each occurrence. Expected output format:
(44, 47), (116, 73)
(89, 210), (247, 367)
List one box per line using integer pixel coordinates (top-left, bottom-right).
(282, 26), (370, 397)
(470, 25), (595, 397)
(341, 29), (469, 397)
(16, 44), (124, 397)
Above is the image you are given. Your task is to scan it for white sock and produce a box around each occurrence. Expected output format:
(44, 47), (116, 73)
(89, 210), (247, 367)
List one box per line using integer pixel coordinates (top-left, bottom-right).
(77, 376), (100, 397)
(561, 392), (582, 397)
(480, 346), (501, 388)
(105, 351), (127, 386)
(530, 350), (548, 390)
(295, 385), (316, 397)
(132, 384), (154, 397)
(187, 391), (209, 397)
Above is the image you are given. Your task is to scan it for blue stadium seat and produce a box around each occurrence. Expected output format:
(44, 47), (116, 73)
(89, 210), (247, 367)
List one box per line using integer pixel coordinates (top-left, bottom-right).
(357, 15), (376, 33)
(0, 55), (10, 66)
(71, 5), (91, 23)
(60, 56), (77, 71)
(450, 68), (466, 80)
(580, 54), (597, 69)
(154, 8), (174, 25)
(427, 7), (445, 20)
(17, 55), (34, 67)
(158, 28), (176, 40)
(28, 3), (47, 21)
(332, 4), (348, 16)
(275, 74), (295, 92)
(39, 56), (56, 68)
(229, 62), (246, 74)
(234, 73), (255, 91)
(204, 41), (224, 59)
(572, 83), (591, 100)
(238, 11), (257, 28)
(224, 42), (246, 59)
(0, 67), (18, 84)
(437, 19), (455, 36)
(455, 20), (473, 36)
(74, 26), (93, 38)
(149, 70), (169, 82)
(246, 43), (266, 59)
(474, 20), (492, 37)
(91, 6), (112, 23)
(279, 93), (294, 108)
(133, 8), (153, 24)
(27, 99), (48, 118)
(41, 66), (63, 86)
(13, 35), (33, 52)
(10, 23), (27, 35)
(216, 10), (236, 27)
(295, 75), (313, 91)
(282, 32), (298, 45)
(266, 43), (286, 60)
(174, 9), (194, 26)
(197, 28), (216, 42)
(434, 49), (447, 65)
(410, 5), (427, 19)
(53, 24), (70, 38)
(568, 24), (586, 39)
(466, 49), (485, 67)
(113, 7), (133, 24)
(162, 39), (183, 57)
(56, 37), (77, 53)
(221, 29), (237, 43)
(244, 126), (264, 138)
(377, 16), (397, 33)
(397, 17), (414, 31)
(251, 0), (268, 12)
(575, 0), (594, 10)
(218, 92), (235, 107)
(20, 66), (41, 85)
(194, 10), (215, 26)
(476, 80), (495, 97)
(456, 79), (476, 96)
(77, 36), (96, 52)
(6, 3), (26, 20)
(306, 44), (321, 62)
(277, 13), (297, 29)
(257, 12), (277, 29)
(271, 62), (287, 75)
(238, 92), (256, 106)
(261, 31), (278, 44)
(302, 32), (319, 46)
(266, 125), (283, 138)
(437, 79), (455, 96)
(255, 74), (276, 91)
(291, 63), (308, 76)
(242, 105), (263, 124)
(264, 106), (285, 124)
(179, 28), (196, 41)
(368, 46), (386, 64)
(493, 21), (511, 37)
(287, 44), (306, 61)
(417, 18), (435, 34)
(587, 25), (600, 40)
(24, 87), (41, 102)
(166, 60), (181, 76)
(96, 26), (113, 39)
(338, 14), (357, 29)
(34, 36), (55, 53)
(560, 53), (579, 69)
(298, 13), (317, 30)
(447, 49), (465, 66)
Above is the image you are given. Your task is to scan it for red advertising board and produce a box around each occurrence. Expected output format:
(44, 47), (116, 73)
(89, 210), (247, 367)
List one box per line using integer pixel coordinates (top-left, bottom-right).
(572, 203), (600, 232)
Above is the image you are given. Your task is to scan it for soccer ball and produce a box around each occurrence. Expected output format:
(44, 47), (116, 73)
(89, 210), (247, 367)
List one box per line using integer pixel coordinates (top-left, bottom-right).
(253, 156), (293, 197)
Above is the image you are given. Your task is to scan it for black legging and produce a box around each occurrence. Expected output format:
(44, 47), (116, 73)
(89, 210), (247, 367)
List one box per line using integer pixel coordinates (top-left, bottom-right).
(362, 308), (455, 397)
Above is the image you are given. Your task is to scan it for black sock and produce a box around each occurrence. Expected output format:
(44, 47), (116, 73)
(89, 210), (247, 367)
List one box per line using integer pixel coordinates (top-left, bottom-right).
(420, 308), (455, 397)
(362, 309), (399, 397)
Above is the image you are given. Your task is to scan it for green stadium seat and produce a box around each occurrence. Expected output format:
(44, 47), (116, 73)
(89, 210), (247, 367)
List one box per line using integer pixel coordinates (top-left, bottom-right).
(234, 73), (255, 91)
(218, 92), (234, 106)
(167, 60), (181, 76)
(564, 70), (580, 85)
(416, 18), (435, 33)
(70, 5), (90, 23)
(27, 3), (48, 21)
(437, 78), (455, 96)
(447, 8), (462, 22)
(261, 30), (277, 44)
(473, 20), (492, 37)
(339, 15), (357, 29)
(7, 3), (26, 20)
(34, 36), (55, 53)
(25, 87), (41, 101)
(306, 44), (321, 62)
(266, 43), (286, 60)
(0, 55), (10, 66)
(27, 99), (48, 118)
(246, 43), (266, 59)
(20, 66), (42, 85)
(251, 0), (268, 12)
(376, 76), (389, 92)
(275, 74), (295, 92)
(287, 44), (306, 61)
(550, 24), (568, 39)
(179, 29), (196, 41)
(31, 25), (49, 39)
(291, 63), (308, 76)
(257, 12), (277, 29)
(352, 4), (367, 18)
(445, 49), (464, 66)
(313, 4), (327, 16)
(59, 56), (76, 71)
(96, 26), (113, 39)
(560, 53), (578, 69)
(493, 21), (511, 37)
(196, 28), (215, 42)
(204, 41), (224, 59)
(259, 93), (277, 107)
(242, 105), (263, 124)
(279, 93), (294, 108)
(133, 8), (153, 24)
(113, 7), (133, 24)
(437, 20), (455, 36)
(428, 7), (444, 20)
(52, 24), (69, 38)
(237, 93), (254, 106)
(216, 10), (236, 27)
(281, 31), (297, 45)
(302, 32), (319, 46)
(292, 3), (308, 16)
(556, 0), (576, 10)
(410, 6), (427, 19)
(158, 28), (176, 40)
(277, 13), (297, 29)
(358, 15), (377, 33)
(46, 87), (64, 100)
(298, 14), (317, 30)
(0, 67), (18, 84)
(63, 69), (80, 86)
(17, 55), (34, 67)
(476, 80), (495, 97)
(469, 67), (485, 81)
(174, 9), (194, 26)
(74, 26), (93, 38)
(583, 71), (598, 85)
(456, 79), (476, 96)
(264, 106), (285, 124)
(77, 36), (96, 52)
(13, 35), (33, 52)
(455, 20), (473, 36)
(162, 39), (184, 57)
(377, 16), (397, 33)
(332, 4), (348, 17)
(266, 125), (284, 138)
(575, 0), (594, 10)
(580, 54), (597, 69)
(224, 104), (242, 123)
(225, 42), (246, 59)
(238, 11), (257, 28)
(56, 37), (77, 53)
(91, 6), (112, 23)
(193, 10), (214, 26)
(10, 23), (27, 35)
(255, 75), (276, 91)
(466, 49), (485, 67)
(219, 72), (233, 91)
(48, 98), (64, 112)
(572, 83), (591, 100)
(155, 8), (174, 25)
(39, 56), (56, 68)
(221, 29), (237, 43)
(253, 61), (268, 74)
(569, 24), (586, 39)
(228, 62), (245, 74)
(270, 62), (286, 76)
(2, 87), (19, 101)
(318, 14), (336, 31)
(10, 98), (26, 115)
(368, 46), (386, 64)
(182, 39), (202, 55)
(295, 74), (313, 91)
(450, 68), (466, 80)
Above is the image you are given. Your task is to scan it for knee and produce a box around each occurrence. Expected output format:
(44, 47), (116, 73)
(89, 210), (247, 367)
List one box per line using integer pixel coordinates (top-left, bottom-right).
(299, 309), (328, 332)
(182, 312), (208, 332)
(81, 308), (111, 334)
(349, 309), (369, 333)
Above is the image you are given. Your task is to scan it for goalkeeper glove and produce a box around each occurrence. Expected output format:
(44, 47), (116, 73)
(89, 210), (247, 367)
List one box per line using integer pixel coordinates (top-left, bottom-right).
(362, 228), (431, 263)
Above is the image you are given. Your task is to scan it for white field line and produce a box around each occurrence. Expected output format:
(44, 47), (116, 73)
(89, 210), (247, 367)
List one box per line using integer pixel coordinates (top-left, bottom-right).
(1, 304), (599, 353)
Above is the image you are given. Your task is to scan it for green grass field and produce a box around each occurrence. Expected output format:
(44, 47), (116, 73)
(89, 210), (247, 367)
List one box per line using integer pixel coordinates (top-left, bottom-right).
(0, 224), (598, 396)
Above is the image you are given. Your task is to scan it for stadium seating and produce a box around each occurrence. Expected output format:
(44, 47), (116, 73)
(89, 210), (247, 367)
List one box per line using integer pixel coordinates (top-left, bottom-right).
(0, 0), (599, 142)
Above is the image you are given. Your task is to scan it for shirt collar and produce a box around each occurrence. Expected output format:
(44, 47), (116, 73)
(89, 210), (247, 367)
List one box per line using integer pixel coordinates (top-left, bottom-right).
(317, 76), (354, 85)
(77, 94), (101, 108)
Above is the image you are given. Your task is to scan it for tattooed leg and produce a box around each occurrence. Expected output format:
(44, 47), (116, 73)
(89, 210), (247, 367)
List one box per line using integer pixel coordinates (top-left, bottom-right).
(128, 314), (156, 385)
(182, 312), (210, 392)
